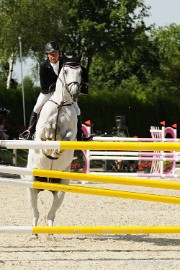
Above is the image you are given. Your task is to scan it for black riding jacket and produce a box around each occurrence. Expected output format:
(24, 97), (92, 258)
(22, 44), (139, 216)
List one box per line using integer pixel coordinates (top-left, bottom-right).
(40, 57), (89, 95)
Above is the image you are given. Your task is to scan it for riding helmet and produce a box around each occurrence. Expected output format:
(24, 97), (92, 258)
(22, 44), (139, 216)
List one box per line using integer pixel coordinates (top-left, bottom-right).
(45, 41), (60, 53)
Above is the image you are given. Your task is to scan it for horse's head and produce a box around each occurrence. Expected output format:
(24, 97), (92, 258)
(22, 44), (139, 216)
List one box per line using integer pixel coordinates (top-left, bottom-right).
(60, 53), (82, 100)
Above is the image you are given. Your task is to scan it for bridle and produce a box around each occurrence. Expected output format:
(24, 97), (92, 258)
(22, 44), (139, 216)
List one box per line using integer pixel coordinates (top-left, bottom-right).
(59, 62), (81, 98)
(48, 61), (82, 121)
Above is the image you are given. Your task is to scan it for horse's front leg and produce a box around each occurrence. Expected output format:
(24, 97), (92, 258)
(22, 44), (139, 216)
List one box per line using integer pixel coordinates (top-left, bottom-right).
(28, 188), (39, 227)
(47, 179), (70, 226)
(50, 129), (75, 158)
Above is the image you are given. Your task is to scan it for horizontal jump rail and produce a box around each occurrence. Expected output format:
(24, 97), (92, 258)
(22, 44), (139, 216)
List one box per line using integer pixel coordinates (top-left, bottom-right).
(0, 165), (180, 190)
(89, 172), (180, 178)
(0, 177), (180, 204)
(2, 140), (180, 151)
(89, 151), (180, 156)
(89, 156), (180, 161)
(92, 136), (180, 142)
(0, 226), (180, 234)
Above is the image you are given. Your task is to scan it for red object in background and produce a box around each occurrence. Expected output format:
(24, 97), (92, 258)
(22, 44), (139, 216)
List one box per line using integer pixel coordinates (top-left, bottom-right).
(84, 120), (91, 126)
(138, 161), (152, 171)
(160, 120), (165, 126)
(172, 123), (177, 129)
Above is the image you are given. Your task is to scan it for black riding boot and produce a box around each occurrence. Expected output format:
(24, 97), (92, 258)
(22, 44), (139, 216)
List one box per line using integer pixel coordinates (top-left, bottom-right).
(19, 112), (38, 140)
(77, 115), (83, 141)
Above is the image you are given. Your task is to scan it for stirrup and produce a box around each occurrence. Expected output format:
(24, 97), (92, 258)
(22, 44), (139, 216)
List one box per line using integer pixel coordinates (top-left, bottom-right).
(19, 130), (34, 140)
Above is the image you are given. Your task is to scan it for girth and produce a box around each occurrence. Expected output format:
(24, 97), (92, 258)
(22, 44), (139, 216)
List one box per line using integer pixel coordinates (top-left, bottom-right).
(35, 176), (62, 184)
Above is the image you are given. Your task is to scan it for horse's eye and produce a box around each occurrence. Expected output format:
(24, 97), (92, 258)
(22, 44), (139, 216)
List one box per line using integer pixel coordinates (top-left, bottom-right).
(63, 70), (67, 75)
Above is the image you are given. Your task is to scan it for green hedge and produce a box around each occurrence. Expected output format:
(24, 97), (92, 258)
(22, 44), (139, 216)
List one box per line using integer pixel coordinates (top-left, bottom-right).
(0, 86), (39, 137)
(1, 86), (180, 138)
(79, 92), (180, 137)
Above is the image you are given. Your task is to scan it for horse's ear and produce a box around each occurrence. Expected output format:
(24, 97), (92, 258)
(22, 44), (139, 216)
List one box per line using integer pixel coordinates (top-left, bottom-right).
(62, 52), (82, 64)
(76, 53), (82, 63)
(62, 52), (70, 63)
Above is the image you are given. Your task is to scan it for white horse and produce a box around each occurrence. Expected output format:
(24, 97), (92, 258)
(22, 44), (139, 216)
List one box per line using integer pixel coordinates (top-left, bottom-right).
(24, 55), (82, 230)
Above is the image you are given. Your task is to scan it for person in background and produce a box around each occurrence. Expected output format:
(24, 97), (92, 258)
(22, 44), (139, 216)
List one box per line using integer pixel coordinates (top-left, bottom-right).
(20, 41), (88, 140)
(0, 108), (10, 139)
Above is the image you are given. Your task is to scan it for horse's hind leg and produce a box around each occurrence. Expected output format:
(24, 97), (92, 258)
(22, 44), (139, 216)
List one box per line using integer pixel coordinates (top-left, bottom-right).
(47, 190), (66, 226)
(28, 188), (39, 226)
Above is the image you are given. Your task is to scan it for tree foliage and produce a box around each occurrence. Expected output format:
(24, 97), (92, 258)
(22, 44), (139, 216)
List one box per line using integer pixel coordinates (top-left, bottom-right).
(0, 0), (179, 97)
(57, 0), (149, 69)
(150, 24), (180, 96)
(0, 0), (148, 68)
(0, 0), (62, 59)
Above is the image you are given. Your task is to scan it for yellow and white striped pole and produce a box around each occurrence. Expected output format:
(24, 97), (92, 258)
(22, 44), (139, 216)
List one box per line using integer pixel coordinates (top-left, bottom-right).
(1, 177), (180, 204)
(0, 226), (180, 234)
(33, 169), (180, 190)
(2, 140), (180, 151)
(0, 165), (180, 191)
(32, 182), (180, 204)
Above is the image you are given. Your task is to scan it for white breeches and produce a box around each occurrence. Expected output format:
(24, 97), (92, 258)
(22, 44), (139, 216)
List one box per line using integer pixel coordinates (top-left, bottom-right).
(33, 93), (52, 114)
(33, 93), (81, 116)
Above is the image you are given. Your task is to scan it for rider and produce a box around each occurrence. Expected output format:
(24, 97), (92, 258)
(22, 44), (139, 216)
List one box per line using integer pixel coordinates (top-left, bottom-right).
(20, 41), (88, 140)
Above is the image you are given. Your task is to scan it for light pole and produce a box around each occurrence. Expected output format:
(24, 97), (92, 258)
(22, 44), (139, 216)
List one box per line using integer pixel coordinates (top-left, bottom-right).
(18, 36), (26, 127)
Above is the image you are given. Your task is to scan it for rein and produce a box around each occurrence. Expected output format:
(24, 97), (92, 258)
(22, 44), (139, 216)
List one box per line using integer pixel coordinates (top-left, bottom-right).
(42, 100), (70, 160)
(48, 99), (73, 140)
(43, 100), (73, 160)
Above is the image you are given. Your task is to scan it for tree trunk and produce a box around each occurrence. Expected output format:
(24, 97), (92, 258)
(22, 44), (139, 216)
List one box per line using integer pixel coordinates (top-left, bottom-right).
(6, 53), (16, 89)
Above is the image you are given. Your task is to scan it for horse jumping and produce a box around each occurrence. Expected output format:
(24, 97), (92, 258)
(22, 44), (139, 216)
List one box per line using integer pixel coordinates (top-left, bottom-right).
(22, 55), (82, 232)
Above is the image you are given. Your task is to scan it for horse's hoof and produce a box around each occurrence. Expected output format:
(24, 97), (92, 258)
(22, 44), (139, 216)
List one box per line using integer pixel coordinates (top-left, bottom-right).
(29, 234), (39, 240)
(47, 234), (57, 241)
(47, 220), (54, 227)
